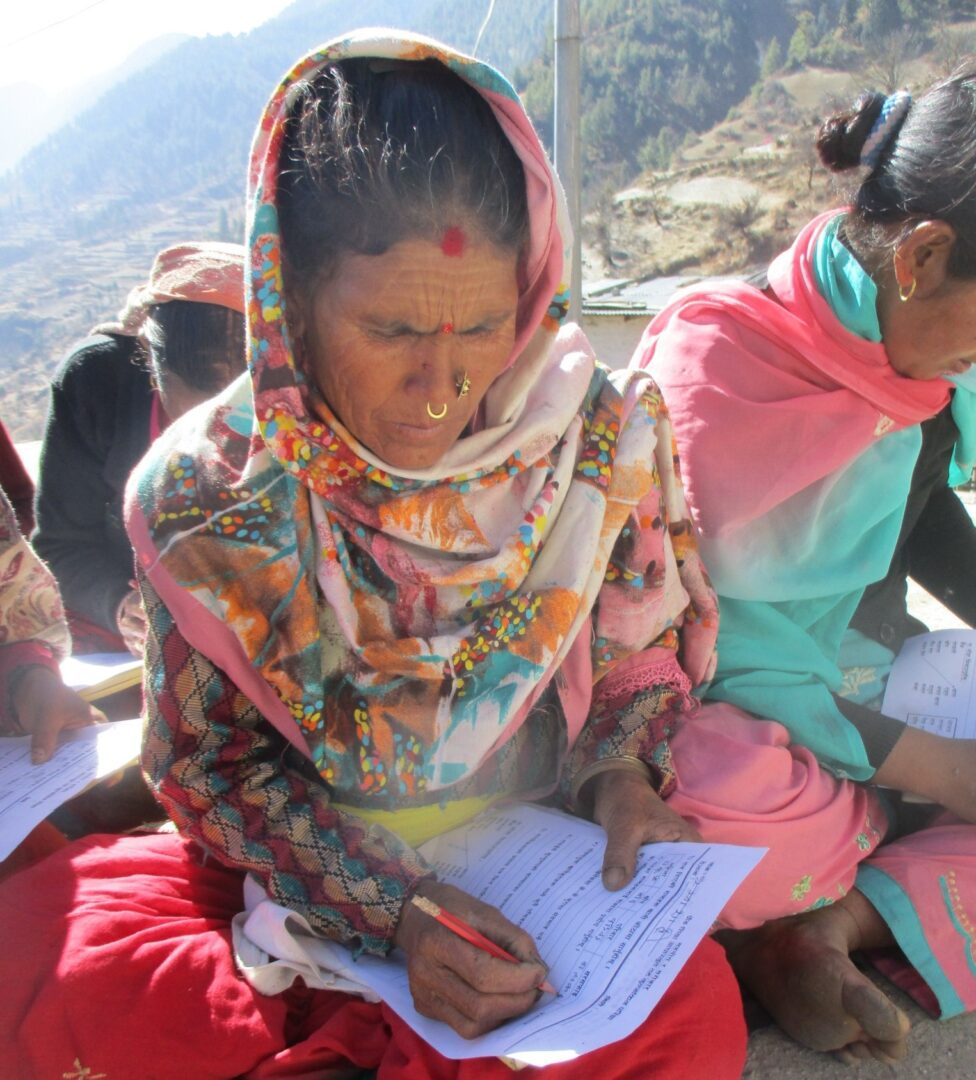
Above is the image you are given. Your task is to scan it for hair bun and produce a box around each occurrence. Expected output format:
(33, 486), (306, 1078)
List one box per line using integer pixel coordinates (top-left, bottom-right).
(860, 91), (912, 169)
(816, 91), (887, 172)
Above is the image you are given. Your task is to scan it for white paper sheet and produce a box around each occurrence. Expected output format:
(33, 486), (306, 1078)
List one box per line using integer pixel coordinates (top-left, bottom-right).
(338, 803), (765, 1064)
(0, 719), (142, 860)
(60, 652), (142, 697)
(881, 629), (976, 739)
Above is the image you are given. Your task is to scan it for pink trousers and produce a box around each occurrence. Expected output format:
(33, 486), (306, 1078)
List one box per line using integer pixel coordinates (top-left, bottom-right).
(672, 702), (976, 1019)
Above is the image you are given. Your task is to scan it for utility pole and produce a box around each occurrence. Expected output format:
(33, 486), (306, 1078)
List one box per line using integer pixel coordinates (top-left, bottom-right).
(554, 0), (582, 321)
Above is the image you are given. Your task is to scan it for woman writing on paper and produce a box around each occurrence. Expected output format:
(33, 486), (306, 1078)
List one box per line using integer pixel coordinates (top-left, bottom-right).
(635, 69), (976, 1062)
(0, 32), (747, 1078)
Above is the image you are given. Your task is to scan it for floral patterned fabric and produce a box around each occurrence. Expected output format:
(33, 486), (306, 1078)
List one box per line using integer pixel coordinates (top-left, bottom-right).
(0, 490), (67, 656)
(0, 489), (69, 726)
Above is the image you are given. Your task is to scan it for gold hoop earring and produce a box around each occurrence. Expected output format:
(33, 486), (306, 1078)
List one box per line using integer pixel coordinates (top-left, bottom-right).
(426, 402), (448, 420)
(893, 250), (917, 303)
(456, 372), (471, 399)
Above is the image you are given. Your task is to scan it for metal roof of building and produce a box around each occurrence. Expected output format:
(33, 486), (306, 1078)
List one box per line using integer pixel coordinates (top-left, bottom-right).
(581, 273), (739, 318)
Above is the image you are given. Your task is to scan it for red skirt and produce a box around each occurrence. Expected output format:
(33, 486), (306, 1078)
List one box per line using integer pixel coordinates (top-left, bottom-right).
(0, 832), (746, 1080)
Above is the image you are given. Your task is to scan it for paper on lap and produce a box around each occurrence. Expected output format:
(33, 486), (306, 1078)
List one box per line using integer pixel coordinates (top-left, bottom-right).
(237, 802), (765, 1064)
(60, 652), (143, 702)
(882, 629), (976, 739)
(0, 719), (142, 860)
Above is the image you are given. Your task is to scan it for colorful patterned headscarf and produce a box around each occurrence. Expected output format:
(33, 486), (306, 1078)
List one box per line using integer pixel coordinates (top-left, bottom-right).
(127, 30), (717, 802)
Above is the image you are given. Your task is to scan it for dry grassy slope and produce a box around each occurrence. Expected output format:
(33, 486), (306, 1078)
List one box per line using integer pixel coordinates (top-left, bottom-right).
(580, 56), (957, 285)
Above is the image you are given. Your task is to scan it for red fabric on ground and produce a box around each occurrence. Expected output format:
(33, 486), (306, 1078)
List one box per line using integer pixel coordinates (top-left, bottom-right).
(0, 832), (746, 1080)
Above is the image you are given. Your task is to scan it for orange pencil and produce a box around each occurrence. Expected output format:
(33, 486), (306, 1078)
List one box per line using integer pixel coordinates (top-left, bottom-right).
(411, 894), (558, 995)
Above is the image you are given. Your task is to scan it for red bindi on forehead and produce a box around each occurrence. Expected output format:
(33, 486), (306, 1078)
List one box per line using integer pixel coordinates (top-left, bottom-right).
(440, 226), (466, 258)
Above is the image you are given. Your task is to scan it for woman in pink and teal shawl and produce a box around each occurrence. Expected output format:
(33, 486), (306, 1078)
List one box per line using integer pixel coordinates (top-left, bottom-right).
(636, 68), (976, 1064)
(0, 32), (750, 1079)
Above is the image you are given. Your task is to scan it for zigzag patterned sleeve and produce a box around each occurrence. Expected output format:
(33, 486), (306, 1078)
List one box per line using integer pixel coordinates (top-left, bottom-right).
(561, 660), (693, 808)
(140, 577), (434, 956)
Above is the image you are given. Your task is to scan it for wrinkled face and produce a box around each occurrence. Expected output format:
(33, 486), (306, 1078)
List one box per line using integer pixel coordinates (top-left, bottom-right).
(882, 273), (976, 381)
(295, 235), (520, 470)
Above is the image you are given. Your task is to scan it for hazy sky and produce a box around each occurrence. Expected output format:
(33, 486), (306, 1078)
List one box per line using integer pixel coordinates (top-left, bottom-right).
(1, 0), (295, 91)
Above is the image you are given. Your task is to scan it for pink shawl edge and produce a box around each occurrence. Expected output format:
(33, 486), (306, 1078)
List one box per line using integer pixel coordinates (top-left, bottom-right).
(633, 211), (952, 538)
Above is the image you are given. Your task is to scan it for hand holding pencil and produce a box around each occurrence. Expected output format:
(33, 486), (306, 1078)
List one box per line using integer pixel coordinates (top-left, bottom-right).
(394, 881), (553, 1039)
(411, 894), (558, 995)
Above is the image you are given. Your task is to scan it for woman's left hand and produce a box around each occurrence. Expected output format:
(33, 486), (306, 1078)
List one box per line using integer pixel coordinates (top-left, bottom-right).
(589, 768), (702, 891)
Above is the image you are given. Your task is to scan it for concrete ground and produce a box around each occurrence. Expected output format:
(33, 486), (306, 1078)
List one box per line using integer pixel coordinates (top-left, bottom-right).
(744, 974), (976, 1078)
(743, 490), (976, 1078)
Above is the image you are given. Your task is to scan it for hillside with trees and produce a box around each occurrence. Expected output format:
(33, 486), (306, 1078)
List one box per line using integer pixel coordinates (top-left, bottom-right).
(2, 0), (975, 438)
(520, 0), (975, 194)
(0, 0), (553, 438)
(569, 0), (976, 283)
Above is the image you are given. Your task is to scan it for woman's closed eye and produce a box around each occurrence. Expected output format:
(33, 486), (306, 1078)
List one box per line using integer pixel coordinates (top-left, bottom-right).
(367, 321), (503, 341)
(459, 323), (499, 338)
(368, 322), (423, 341)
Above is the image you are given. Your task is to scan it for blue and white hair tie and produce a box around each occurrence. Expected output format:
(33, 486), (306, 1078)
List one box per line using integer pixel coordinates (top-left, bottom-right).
(860, 90), (912, 171)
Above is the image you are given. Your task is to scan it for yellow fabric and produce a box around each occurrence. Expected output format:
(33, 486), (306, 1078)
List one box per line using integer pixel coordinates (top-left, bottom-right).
(333, 794), (498, 849)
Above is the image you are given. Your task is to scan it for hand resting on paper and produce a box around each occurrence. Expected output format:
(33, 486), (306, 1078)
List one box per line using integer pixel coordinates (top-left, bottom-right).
(394, 880), (549, 1038)
(873, 725), (976, 823)
(589, 768), (702, 891)
(11, 666), (106, 764)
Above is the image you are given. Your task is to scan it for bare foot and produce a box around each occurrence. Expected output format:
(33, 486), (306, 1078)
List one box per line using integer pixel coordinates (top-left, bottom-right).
(719, 904), (911, 1062)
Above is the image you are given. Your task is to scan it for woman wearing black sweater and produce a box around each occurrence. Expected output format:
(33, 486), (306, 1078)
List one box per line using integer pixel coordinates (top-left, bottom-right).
(33, 242), (246, 654)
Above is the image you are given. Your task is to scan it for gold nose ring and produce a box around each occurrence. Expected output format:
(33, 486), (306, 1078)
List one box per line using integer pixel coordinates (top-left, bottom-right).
(456, 372), (471, 399)
(426, 402), (448, 420)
